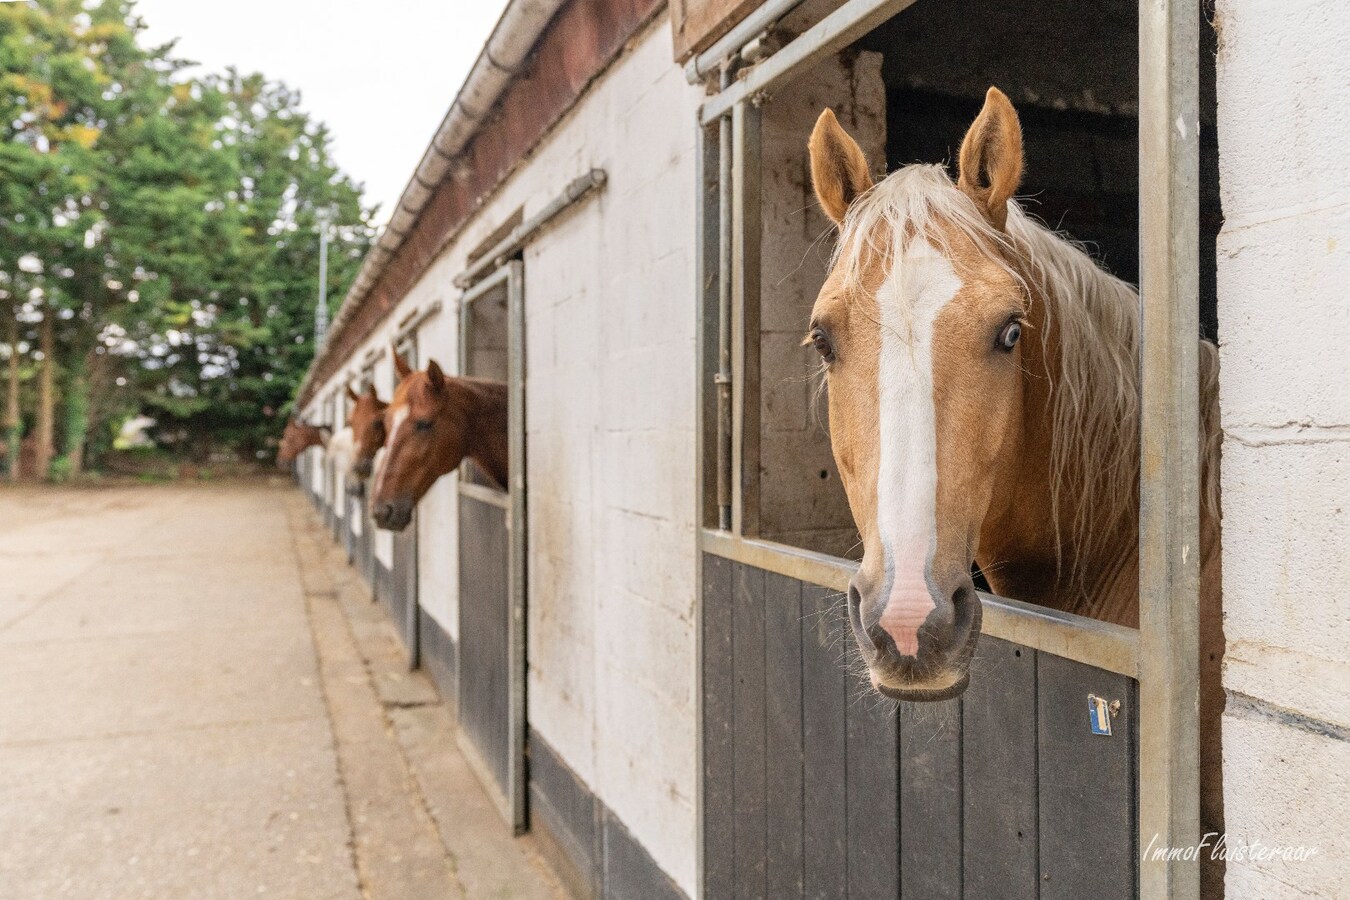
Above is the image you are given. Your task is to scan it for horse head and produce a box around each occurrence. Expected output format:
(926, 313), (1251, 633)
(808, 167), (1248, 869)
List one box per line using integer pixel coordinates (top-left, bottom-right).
(806, 88), (1040, 701)
(276, 418), (330, 468)
(370, 357), (508, 531)
(345, 382), (388, 481)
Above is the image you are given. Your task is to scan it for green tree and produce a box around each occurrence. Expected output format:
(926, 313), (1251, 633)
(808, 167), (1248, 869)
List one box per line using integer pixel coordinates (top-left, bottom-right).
(0, 0), (374, 474)
(133, 71), (372, 459)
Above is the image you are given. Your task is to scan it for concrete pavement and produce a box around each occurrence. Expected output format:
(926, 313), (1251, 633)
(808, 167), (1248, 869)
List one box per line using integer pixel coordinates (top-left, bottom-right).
(0, 482), (562, 900)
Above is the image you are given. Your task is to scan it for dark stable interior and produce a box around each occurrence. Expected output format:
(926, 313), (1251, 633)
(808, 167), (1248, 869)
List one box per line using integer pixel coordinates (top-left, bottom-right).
(854, 0), (1221, 337)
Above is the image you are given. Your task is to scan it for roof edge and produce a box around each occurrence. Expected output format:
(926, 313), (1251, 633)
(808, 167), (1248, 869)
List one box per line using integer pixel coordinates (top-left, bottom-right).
(298, 0), (569, 403)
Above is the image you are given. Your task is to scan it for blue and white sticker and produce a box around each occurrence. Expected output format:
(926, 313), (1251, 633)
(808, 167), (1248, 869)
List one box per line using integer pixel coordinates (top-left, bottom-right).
(1089, 694), (1113, 736)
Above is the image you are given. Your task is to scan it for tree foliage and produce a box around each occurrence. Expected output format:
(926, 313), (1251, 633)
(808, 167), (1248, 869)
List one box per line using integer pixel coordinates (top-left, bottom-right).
(1, 0), (374, 473)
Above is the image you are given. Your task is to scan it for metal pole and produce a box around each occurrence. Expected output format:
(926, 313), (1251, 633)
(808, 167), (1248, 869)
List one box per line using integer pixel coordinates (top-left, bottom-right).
(315, 209), (331, 349)
(715, 67), (734, 532)
(699, 0), (920, 126)
(1137, 0), (1201, 896)
(685, 0), (809, 84)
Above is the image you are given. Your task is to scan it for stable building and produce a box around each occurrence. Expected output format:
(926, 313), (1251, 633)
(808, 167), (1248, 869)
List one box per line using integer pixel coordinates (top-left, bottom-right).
(293, 1), (1350, 897)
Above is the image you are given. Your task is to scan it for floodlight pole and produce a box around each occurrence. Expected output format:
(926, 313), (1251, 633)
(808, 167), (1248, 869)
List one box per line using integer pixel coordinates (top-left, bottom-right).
(315, 208), (332, 349)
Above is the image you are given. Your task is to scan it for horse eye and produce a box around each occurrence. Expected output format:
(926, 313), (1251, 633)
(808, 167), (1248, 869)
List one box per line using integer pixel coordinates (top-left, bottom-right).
(414, 420), (433, 433)
(810, 327), (836, 364)
(997, 319), (1022, 352)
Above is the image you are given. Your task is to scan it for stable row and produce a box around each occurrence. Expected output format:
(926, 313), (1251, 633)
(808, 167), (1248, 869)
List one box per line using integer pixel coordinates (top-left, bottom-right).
(276, 1), (1288, 897)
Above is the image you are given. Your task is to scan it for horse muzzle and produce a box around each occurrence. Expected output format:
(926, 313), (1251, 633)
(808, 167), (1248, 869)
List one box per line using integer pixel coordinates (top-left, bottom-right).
(372, 498), (413, 532)
(847, 576), (982, 702)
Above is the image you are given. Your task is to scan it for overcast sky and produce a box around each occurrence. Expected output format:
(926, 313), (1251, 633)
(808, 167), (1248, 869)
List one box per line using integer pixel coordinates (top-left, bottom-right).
(134, 0), (511, 225)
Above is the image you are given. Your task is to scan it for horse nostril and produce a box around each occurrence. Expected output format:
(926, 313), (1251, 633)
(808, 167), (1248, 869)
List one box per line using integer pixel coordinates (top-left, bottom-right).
(952, 585), (966, 608)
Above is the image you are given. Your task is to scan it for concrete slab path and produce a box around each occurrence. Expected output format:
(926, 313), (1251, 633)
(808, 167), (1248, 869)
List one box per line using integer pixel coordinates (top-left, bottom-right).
(0, 482), (564, 900)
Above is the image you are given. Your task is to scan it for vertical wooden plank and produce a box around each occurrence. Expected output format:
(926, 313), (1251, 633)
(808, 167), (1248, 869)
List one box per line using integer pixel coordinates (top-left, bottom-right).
(899, 697), (962, 900)
(1038, 653), (1138, 900)
(701, 554), (736, 899)
(763, 573), (803, 899)
(846, 656), (899, 899)
(963, 637), (1039, 899)
(732, 563), (767, 898)
(801, 584), (847, 900)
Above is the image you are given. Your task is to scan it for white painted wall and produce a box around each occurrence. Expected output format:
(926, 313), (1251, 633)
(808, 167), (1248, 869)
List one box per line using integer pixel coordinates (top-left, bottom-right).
(413, 287), (461, 638)
(510, 20), (702, 891)
(1216, 0), (1350, 895)
(373, 352), (396, 568)
(307, 443), (325, 495)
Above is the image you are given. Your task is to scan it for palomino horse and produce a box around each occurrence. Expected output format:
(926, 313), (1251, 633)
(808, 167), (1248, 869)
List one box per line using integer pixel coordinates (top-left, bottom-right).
(369, 353), (508, 531)
(345, 383), (388, 482)
(807, 87), (1223, 883)
(276, 419), (329, 468)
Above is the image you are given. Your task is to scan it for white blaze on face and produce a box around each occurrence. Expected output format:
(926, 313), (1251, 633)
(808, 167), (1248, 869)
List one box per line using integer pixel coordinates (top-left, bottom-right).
(371, 404), (406, 500)
(874, 237), (963, 657)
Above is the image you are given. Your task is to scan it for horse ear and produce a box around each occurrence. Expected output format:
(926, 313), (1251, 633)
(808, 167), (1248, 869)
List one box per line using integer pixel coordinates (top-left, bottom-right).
(426, 359), (446, 393)
(809, 108), (874, 226)
(346, 384), (359, 403)
(393, 346), (413, 381)
(957, 86), (1023, 231)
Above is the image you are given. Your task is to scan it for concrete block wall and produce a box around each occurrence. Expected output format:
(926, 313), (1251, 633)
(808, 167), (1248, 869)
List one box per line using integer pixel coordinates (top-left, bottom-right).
(1216, 0), (1350, 895)
(757, 51), (885, 559)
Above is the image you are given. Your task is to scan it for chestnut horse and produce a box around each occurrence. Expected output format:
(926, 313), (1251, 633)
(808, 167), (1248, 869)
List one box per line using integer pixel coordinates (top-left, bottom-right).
(806, 88), (1223, 879)
(345, 383), (388, 481)
(276, 419), (329, 468)
(369, 353), (508, 531)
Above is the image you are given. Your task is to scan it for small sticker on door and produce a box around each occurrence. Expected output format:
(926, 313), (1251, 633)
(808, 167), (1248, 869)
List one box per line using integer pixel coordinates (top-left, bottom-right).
(1089, 694), (1113, 736)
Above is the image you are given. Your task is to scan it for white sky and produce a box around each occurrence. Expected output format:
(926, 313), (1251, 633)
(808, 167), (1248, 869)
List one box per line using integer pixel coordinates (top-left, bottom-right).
(134, 0), (511, 225)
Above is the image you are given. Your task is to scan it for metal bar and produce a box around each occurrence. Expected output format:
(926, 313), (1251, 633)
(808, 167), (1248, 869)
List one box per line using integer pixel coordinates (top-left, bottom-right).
(699, 0), (919, 125)
(715, 69), (735, 532)
(452, 169), (607, 289)
(457, 480), (510, 510)
(731, 99), (762, 537)
(505, 259), (529, 835)
(1138, 0), (1201, 896)
(697, 121), (721, 532)
(699, 529), (1140, 678)
(685, 0), (808, 84)
(394, 300), (443, 345)
(693, 117), (719, 900)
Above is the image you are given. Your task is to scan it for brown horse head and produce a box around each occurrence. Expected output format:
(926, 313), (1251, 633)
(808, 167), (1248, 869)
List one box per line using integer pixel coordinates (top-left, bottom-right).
(276, 419), (329, 468)
(345, 383), (388, 480)
(807, 88), (1153, 701)
(370, 358), (508, 531)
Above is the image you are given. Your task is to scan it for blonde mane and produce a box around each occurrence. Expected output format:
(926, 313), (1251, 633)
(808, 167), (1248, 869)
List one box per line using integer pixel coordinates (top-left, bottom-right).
(832, 164), (1219, 583)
